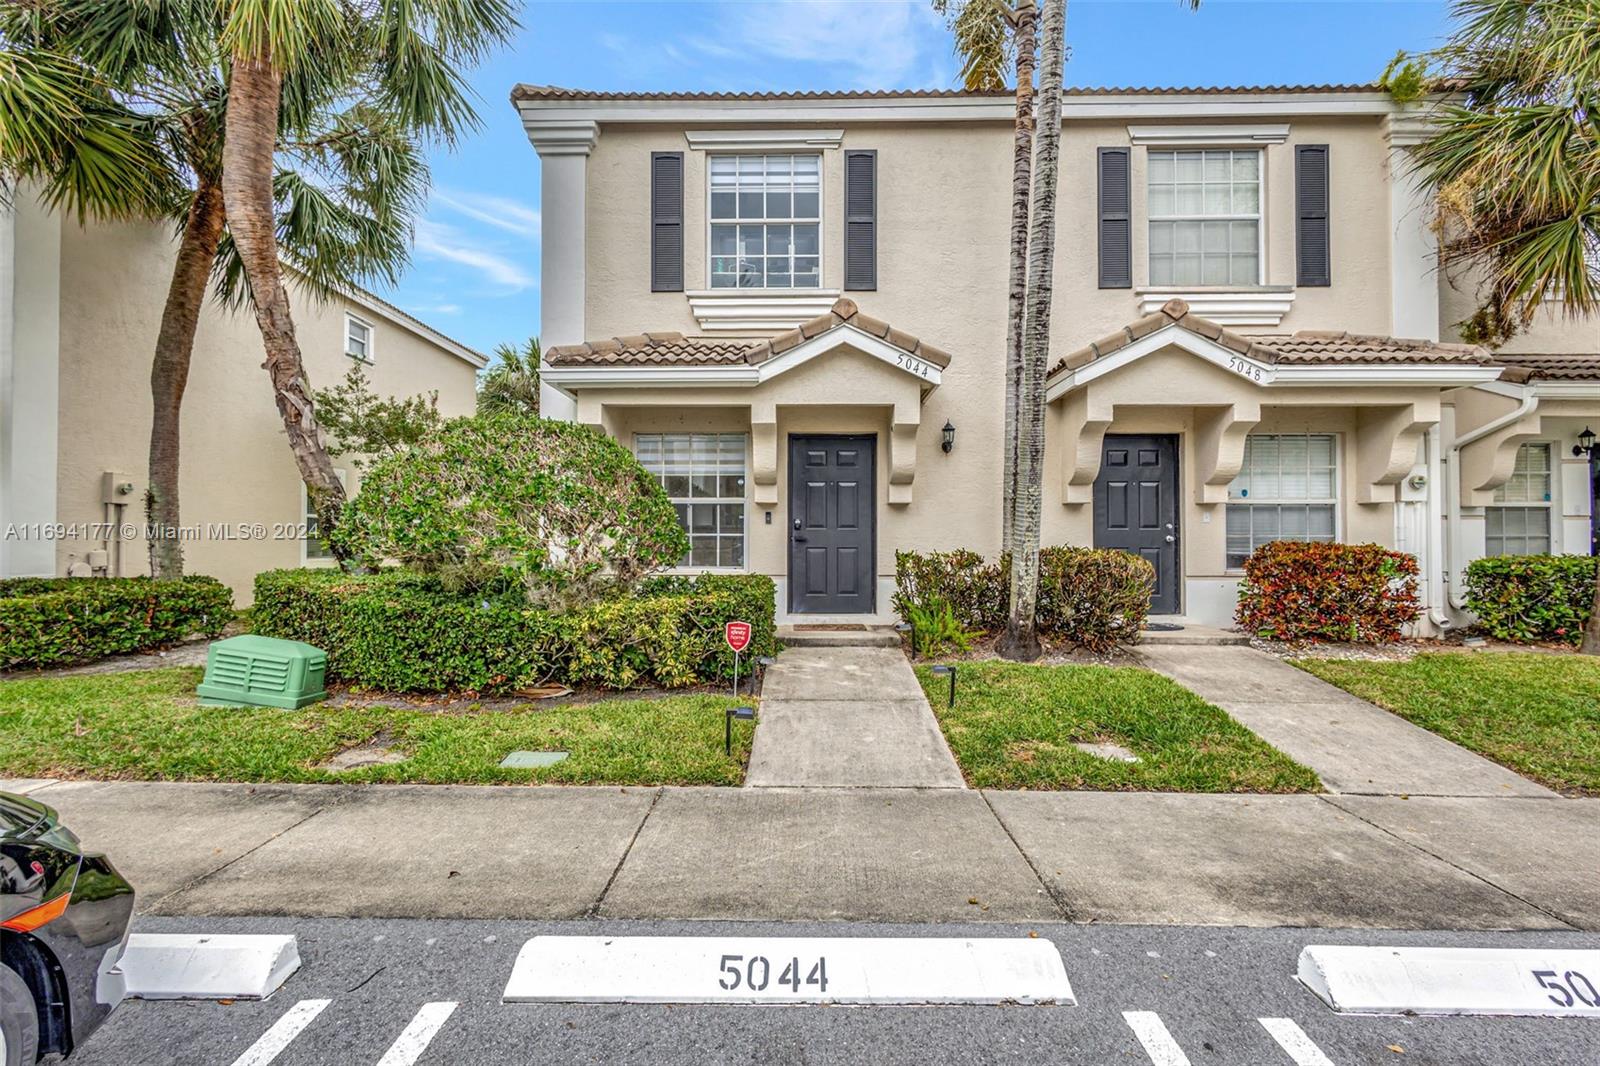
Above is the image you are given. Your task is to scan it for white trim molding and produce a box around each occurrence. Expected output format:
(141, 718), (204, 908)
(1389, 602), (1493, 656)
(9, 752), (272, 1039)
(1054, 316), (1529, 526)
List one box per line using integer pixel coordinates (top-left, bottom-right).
(1135, 286), (1296, 327)
(685, 129), (843, 151)
(1127, 123), (1290, 146)
(687, 289), (842, 332)
(522, 118), (600, 157)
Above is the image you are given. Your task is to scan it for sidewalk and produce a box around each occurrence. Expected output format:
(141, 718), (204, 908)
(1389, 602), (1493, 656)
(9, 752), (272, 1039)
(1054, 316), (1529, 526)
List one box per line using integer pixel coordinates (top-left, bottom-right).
(1136, 644), (1555, 797)
(6, 777), (1596, 931)
(745, 646), (964, 788)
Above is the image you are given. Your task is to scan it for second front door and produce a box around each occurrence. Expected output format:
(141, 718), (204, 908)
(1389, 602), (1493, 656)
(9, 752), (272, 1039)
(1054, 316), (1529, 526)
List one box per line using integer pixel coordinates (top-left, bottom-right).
(1093, 434), (1180, 614)
(788, 435), (876, 614)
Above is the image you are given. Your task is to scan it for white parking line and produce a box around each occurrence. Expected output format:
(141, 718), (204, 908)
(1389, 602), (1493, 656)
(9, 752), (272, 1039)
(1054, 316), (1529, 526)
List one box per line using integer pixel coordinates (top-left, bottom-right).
(375, 1002), (459, 1066)
(228, 999), (331, 1066)
(1259, 1018), (1337, 1066)
(1123, 1011), (1191, 1066)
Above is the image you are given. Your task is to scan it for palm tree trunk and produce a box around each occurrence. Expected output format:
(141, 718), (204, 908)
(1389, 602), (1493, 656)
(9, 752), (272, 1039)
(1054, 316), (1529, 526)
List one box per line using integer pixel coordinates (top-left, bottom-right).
(1001, 0), (1037, 554)
(221, 55), (348, 557)
(1583, 566), (1600, 655)
(997, 0), (1065, 662)
(147, 177), (226, 579)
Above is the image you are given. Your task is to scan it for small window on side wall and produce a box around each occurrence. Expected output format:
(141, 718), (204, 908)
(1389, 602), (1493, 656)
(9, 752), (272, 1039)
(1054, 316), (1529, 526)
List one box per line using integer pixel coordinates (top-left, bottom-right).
(345, 313), (374, 363)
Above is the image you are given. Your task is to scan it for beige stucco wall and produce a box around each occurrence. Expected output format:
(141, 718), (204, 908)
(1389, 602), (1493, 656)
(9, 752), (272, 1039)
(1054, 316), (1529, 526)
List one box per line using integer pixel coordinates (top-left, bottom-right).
(49, 214), (479, 603)
(1437, 259), (1600, 352)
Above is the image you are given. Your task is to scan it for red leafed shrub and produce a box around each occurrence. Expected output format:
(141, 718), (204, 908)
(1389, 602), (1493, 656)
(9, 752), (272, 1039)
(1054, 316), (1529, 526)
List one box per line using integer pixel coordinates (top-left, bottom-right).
(1235, 541), (1420, 643)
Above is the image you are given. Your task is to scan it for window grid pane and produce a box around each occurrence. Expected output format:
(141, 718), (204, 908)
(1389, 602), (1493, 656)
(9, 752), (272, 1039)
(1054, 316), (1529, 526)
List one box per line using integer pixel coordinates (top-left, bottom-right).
(1486, 505), (1552, 556)
(1225, 433), (1338, 567)
(1148, 149), (1262, 287)
(709, 154), (821, 290)
(635, 433), (747, 568)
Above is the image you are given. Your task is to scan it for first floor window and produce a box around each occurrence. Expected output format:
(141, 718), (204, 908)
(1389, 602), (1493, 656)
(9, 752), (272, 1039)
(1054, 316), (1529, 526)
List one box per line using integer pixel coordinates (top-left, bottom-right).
(304, 470), (348, 562)
(635, 433), (747, 568)
(1486, 442), (1553, 555)
(1226, 433), (1338, 568)
(345, 313), (373, 362)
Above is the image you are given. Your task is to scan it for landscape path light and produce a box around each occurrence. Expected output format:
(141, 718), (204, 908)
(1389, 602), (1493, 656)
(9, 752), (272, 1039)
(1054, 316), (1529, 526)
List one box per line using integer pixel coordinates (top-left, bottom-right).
(930, 664), (957, 708)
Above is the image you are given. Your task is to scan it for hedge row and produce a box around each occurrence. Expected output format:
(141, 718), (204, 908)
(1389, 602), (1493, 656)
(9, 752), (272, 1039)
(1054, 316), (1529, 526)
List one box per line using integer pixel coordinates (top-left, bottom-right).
(0, 576), (234, 669)
(1465, 554), (1596, 645)
(252, 569), (776, 693)
(893, 547), (1154, 652)
(1235, 541), (1419, 643)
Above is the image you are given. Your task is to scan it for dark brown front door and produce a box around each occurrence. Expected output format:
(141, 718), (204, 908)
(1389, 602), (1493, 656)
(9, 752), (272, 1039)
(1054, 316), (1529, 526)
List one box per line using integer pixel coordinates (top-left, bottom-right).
(788, 435), (876, 614)
(1093, 434), (1180, 614)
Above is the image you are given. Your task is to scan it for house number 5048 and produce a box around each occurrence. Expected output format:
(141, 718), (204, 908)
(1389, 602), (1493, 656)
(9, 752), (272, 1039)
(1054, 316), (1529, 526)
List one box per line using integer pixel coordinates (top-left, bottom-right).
(1227, 356), (1265, 382)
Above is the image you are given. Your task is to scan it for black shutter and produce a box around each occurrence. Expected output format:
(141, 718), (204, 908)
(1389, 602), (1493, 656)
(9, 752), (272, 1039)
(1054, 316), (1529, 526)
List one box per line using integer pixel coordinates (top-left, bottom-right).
(1097, 147), (1131, 289)
(650, 151), (683, 292)
(844, 149), (877, 290)
(1296, 144), (1331, 287)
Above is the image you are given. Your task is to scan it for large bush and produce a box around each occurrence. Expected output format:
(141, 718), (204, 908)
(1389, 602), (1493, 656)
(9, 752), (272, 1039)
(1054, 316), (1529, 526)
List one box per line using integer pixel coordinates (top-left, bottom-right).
(1464, 554), (1596, 645)
(1235, 541), (1419, 643)
(893, 547), (1154, 652)
(332, 416), (689, 607)
(252, 569), (775, 693)
(0, 576), (233, 669)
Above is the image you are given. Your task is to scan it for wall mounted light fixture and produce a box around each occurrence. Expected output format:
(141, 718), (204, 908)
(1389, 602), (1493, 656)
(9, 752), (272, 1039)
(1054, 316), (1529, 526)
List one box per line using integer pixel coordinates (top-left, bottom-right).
(941, 421), (956, 453)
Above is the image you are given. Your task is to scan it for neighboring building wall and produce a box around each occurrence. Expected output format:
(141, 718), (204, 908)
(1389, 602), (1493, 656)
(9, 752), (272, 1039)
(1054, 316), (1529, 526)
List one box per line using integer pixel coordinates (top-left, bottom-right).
(37, 211), (479, 602)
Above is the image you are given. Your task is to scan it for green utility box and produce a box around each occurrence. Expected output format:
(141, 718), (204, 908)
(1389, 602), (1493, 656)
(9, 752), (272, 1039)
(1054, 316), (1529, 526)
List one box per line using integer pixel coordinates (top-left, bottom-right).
(196, 634), (328, 709)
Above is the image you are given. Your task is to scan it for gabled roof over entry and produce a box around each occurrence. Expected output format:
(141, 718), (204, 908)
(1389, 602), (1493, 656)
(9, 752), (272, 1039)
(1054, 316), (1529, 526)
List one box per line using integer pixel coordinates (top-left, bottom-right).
(544, 298), (951, 388)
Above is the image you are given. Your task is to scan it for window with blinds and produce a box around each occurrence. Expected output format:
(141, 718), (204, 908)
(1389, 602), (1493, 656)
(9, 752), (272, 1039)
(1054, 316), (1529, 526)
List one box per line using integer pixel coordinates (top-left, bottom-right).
(1226, 433), (1338, 568)
(635, 433), (748, 568)
(1487, 442), (1553, 555)
(709, 154), (821, 289)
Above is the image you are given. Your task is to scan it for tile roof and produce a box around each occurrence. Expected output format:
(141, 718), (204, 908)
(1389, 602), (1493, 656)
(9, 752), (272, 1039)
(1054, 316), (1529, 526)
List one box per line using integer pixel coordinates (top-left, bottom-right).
(1050, 299), (1494, 377)
(1492, 353), (1600, 383)
(545, 298), (952, 371)
(511, 83), (1382, 104)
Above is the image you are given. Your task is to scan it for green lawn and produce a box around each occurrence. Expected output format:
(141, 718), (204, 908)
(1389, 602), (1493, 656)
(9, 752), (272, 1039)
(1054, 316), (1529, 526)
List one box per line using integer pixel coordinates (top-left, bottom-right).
(1295, 651), (1600, 795)
(915, 661), (1320, 792)
(0, 667), (753, 786)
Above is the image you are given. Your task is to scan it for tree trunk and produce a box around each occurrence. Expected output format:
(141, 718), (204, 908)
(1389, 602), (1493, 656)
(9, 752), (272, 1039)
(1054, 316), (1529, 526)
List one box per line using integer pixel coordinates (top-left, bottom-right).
(1001, 0), (1038, 554)
(1583, 563), (1600, 655)
(221, 56), (348, 557)
(147, 178), (227, 579)
(997, 0), (1065, 662)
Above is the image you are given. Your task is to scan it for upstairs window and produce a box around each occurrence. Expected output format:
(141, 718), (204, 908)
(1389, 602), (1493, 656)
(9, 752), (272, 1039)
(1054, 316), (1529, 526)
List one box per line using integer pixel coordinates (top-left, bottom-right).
(709, 154), (821, 289)
(1148, 149), (1261, 287)
(1487, 442), (1553, 555)
(345, 313), (374, 362)
(1226, 433), (1338, 568)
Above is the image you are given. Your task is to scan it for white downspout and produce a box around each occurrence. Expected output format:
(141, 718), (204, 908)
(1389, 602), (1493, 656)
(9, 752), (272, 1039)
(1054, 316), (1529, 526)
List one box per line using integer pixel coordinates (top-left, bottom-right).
(1434, 388), (1539, 625)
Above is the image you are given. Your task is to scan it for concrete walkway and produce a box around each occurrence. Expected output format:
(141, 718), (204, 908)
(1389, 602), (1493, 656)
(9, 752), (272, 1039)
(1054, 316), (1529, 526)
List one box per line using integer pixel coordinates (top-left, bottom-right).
(6, 778), (1598, 931)
(745, 646), (965, 789)
(1136, 644), (1556, 798)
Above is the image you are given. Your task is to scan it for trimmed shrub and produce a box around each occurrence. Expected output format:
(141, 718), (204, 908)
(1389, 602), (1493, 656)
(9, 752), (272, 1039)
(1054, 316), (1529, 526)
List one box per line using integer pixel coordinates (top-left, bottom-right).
(1464, 554), (1596, 645)
(0, 576), (233, 669)
(893, 546), (1154, 651)
(1035, 546), (1155, 652)
(332, 415), (689, 608)
(252, 569), (776, 693)
(1235, 541), (1419, 643)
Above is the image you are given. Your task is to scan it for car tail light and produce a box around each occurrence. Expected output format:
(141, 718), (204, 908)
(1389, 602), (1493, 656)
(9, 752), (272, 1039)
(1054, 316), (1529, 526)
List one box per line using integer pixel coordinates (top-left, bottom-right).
(2, 892), (70, 933)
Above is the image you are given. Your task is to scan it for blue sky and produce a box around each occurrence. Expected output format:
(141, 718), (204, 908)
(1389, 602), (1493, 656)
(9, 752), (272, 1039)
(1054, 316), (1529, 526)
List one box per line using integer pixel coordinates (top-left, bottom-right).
(380, 0), (1457, 361)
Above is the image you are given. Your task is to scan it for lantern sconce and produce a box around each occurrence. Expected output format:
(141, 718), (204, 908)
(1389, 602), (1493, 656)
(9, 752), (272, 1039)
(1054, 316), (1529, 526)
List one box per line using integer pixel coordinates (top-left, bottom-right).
(1573, 426), (1598, 459)
(941, 421), (956, 454)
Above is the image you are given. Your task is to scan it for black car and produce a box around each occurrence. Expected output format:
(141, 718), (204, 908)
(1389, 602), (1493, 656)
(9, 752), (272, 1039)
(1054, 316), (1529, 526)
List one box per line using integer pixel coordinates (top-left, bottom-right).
(1, 792), (134, 1065)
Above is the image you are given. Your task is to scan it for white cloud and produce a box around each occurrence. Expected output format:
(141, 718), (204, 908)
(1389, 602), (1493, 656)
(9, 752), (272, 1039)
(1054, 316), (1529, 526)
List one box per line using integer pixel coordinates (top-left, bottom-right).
(413, 219), (536, 292)
(410, 301), (463, 316)
(432, 189), (542, 239)
(712, 0), (947, 89)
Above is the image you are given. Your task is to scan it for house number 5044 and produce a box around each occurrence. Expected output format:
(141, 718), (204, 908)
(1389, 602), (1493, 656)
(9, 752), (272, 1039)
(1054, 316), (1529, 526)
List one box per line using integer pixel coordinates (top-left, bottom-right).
(1227, 356), (1265, 382)
(894, 354), (932, 378)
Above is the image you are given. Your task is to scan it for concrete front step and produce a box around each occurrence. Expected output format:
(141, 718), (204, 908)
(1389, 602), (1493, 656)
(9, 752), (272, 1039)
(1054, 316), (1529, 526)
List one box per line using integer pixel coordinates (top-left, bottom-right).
(777, 625), (903, 648)
(1138, 625), (1250, 646)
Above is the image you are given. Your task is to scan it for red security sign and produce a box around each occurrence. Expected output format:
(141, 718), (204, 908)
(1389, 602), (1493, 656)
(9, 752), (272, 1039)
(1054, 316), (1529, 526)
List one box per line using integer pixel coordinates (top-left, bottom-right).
(724, 621), (752, 653)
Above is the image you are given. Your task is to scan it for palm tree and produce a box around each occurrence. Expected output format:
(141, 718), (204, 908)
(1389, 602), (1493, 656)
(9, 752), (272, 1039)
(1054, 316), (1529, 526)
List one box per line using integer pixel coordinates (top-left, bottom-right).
(217, 0), (515, 562)
(1, 1), (431, 577)
(478, 338), (542, 419)
(1385, 0), (1600, 652)
(932, 0), (1037, 551)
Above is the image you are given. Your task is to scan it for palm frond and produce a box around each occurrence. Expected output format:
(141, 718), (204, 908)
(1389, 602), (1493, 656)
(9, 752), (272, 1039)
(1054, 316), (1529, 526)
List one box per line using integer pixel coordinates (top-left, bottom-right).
(477, 337), (541, 418)
(933, 0), (1014, 92)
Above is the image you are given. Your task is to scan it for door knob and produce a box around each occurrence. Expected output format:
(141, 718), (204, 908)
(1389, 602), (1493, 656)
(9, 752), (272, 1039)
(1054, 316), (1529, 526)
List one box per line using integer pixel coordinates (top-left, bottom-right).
(1164, 534), (1175, 543)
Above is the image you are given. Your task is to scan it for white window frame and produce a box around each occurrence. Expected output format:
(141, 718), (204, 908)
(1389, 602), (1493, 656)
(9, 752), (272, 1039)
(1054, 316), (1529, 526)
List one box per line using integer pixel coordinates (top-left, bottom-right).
(344, 312), (375, 363)
(705, 153), (824, 291)
(634, 432), (749, 572)
(301, 469), (349, 568)
(1225, 432), (1341, 571)
(1146, 147), (1266, 288)
(1486, 441), (1556, 556)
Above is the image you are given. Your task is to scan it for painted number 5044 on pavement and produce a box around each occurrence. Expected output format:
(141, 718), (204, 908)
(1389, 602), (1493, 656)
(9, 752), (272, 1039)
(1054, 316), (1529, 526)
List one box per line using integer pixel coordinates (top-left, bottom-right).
(718, 953), (828, 993)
